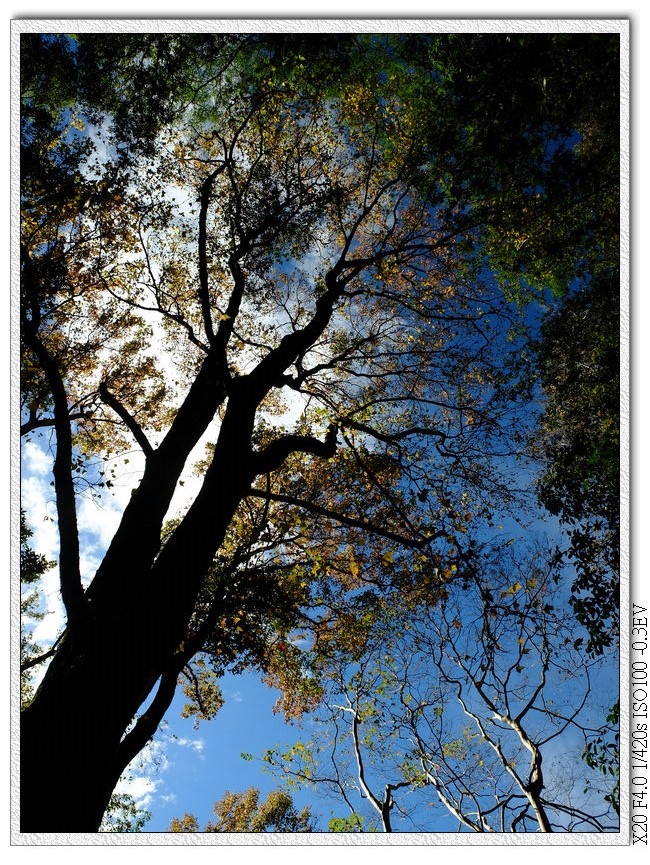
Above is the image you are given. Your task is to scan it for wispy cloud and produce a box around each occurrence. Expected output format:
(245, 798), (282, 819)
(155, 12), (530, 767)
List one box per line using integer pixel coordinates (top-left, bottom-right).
(175, 736), (206, 754)
(114, 726), (206, 814)
(115, 736), (170, 810)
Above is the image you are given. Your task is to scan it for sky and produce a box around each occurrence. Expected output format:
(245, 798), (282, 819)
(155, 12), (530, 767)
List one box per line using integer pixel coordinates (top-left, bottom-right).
(8, 1), (647, 858)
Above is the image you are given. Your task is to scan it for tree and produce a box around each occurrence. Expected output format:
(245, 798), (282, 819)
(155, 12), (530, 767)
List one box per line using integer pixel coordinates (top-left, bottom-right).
(19, 31), (620, 832)
(533, 272), (620, 655)
(526, 27), (620, 656)
(264, 544), (619, 832)
(169, 787), (314, 833)
(20, 511), (52, 709)
(20, 514), (155, 833)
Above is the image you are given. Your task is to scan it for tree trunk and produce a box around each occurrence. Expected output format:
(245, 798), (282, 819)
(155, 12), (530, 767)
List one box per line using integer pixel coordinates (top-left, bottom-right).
(20, 398), (258, 833)
(20, 591), (171, 832)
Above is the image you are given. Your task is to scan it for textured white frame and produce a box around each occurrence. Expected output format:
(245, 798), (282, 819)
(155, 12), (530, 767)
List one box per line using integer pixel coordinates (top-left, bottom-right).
(9, 14), (631, 851)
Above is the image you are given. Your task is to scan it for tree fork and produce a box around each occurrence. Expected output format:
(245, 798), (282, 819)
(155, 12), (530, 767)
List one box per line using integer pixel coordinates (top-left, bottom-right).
(21, 391), (273, 833)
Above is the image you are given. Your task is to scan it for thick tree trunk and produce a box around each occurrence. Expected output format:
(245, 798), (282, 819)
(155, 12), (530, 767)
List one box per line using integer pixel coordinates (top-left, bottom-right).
(20, 401), (257, 833)
(21, 625), (160, 833)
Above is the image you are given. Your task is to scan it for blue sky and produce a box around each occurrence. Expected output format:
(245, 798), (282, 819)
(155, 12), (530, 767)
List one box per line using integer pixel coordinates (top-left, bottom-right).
(133, 671), (330, 831)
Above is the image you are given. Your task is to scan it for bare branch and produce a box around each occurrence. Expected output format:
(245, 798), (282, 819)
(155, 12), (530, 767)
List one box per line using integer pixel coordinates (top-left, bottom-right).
(251, 424), (338, 476)
(98, 381), (154, 458)
(246, 487), (443, 550)
(21, 246), (86, 628)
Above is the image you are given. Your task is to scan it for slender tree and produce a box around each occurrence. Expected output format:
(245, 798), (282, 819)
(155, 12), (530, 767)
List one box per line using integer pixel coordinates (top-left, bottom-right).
(264, 545), (619, 832)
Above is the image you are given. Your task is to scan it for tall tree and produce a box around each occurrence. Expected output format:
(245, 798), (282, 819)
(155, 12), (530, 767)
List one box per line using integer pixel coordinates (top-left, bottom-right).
(527, 28), (620, 656)
(19, 31), (620, 832)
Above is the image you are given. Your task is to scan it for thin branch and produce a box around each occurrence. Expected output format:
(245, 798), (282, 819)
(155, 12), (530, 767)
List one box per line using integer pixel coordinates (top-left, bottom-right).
(20, 635), (63, 673)
(339, 417), (448, 446)
(21, 410), (93, 437)
(422, 768), (492, 832)
(98, 381), (154, 458)
(114, 666), (182, 775)
(336, 704), (384, 819)
(197, 164), (228, 345)
(246, 488), (443, 549)
(338, 702), (410, 832)
(181, 663), (211, 718)
(97, 270), (211, 353)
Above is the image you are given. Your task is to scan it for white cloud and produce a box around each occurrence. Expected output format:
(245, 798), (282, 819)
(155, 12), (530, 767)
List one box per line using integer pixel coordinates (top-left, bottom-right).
(76, 488), (127, 559)
(113, 725), (206, 815)
(21, 440), (58, 553)
(114, 773), (162, 811)
(20, 446), (65, 650)
(22, 438), (54, 476)
(20, 477), (59, 559)
(158, 793), (178, 807)
(174, 736), (206, 755)
(114, 735), (172, 811)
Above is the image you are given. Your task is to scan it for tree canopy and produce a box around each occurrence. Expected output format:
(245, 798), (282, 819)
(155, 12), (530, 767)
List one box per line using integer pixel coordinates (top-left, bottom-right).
(18, 30), (621, 833)
(533, 272), (620, 655)
(169, 787), (314, 833)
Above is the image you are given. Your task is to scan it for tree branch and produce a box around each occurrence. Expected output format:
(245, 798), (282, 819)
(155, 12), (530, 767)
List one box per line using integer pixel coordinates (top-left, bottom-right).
(20, 636), (62, 673)
(251, 424), (338, 476)
(21, 410), (92, 437)
(198, 164), (228, 346)
(21, 246), (86, 628)
(339, 417), (448, 446)
(246, 487), (443, 549)
(98, 381), (154, 458)
(96, 270), (210, 353)
(114, 663), (183, 774)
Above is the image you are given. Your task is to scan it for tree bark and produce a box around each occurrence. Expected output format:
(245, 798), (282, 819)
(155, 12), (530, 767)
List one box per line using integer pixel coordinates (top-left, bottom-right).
(20, 386), (256, 833)
(20, 454), (249, 833)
